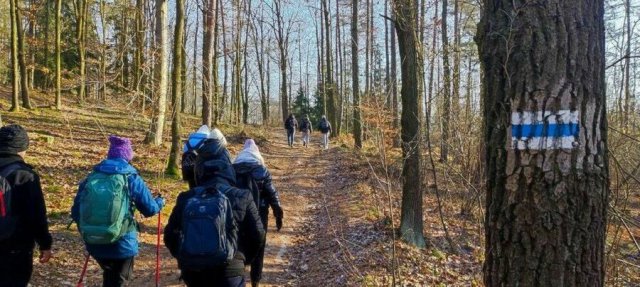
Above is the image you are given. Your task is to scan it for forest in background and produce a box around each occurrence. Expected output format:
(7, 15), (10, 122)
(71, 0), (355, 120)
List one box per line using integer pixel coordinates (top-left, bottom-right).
(0, 0), (638, 285)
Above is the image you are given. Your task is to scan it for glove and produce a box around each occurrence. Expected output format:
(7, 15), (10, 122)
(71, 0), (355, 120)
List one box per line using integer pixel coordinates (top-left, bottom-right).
(272, 205), (283, 231)
(155, 195), (166, 209)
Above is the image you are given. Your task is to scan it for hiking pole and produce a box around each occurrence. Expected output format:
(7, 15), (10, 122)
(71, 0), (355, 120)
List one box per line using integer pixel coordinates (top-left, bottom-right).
(76, 253), (90, 287)
(155, 211), (162, 287)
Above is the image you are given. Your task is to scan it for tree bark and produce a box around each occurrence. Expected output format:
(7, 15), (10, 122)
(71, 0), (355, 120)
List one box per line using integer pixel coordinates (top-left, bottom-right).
(55, 0), (62, 109)
(477, 1), (609, 285)
(167, 0), (185, 176)
(202, 0), (214, 127)
(321, 0), (337, 135)
(393, 0), (426, 248)
(274, 0), (289, 122)
(16, 1), (31, 109)
(135, 0), (145, 111)
(76, 0), (88, 103)
(440, 0), (451, 162)
(144, 0), (168, 145)
(352, 0), (362, 148)
(9, 0), (20, 112)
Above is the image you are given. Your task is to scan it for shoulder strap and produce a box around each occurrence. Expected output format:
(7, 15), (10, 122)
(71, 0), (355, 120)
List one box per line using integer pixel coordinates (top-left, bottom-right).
(1, 163), (23, 179)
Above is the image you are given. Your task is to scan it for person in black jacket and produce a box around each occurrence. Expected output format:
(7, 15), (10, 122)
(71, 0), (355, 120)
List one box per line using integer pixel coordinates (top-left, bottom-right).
(233, 139), (284, 287)
(284, 114), (298, 147)
(299, 115), (313, 147)
(165, 139), (265, 287)
(0, 125), (53, 287)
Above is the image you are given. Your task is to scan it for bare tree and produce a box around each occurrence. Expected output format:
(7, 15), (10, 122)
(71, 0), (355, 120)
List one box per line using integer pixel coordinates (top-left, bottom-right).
(477, 0), (609, 285)
(352, 0), (362, 148)
(144, 0), (168, 145)
(9, 0), (20, 112)
(167, 0), (186, 175)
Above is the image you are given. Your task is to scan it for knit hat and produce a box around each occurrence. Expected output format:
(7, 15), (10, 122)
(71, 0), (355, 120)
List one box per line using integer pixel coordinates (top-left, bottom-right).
(208, 128), (228, 146)
(107, 135), (134, 161)
(0, 124), (30, 154)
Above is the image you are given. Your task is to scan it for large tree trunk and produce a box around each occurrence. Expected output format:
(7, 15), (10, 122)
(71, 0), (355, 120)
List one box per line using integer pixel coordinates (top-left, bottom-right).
(166, 0), (185, 176)
(9, 0), (20, 112)
(55, 0), (62, 109)
(352, 0), (362, 148)
(16, 1), (31, 109)
(393, 0), (426, 248)
(274, 0), (289, 122)
(477, 1), (609, 285)
(135, 0), (145, 111)
(623, 0), (632, 127)
(321, 0), (337, 135)
(202, 0), (214, 127)
(144, 0), (168, 145)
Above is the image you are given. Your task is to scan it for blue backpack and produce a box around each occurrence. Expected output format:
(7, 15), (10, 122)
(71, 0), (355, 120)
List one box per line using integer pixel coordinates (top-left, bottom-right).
(179, 186), (237, 270)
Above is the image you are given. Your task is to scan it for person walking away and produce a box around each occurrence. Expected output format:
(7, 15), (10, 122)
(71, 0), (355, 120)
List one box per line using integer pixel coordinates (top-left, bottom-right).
(182, 126), (228, 189)
(165, 139), (265, 287)
(299, 115), (313, 148)
(0, 125), (53, 287)
(71, 136), (165, 287)
(284, 114), (298, 147)
(318, 115), (332, 150)
(233, 139), (284, 287)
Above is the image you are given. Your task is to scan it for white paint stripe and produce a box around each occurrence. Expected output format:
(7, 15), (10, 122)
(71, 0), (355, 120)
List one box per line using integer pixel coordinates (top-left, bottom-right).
(512, 136), (577, 150)
(511, 110), (579, 125)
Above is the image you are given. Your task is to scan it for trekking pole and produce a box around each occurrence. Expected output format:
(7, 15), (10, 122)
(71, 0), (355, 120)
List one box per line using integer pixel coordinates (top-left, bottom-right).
(76, 253), (90, 287)
(155, 211), (161, 287)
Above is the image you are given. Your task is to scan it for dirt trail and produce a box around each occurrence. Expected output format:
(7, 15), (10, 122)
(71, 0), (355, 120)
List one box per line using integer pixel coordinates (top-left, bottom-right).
(128, 130), (340, 286)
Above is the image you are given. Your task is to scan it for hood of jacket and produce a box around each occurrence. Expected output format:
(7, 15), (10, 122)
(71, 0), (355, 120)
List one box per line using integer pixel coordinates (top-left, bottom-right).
(93, 158), (137, 174)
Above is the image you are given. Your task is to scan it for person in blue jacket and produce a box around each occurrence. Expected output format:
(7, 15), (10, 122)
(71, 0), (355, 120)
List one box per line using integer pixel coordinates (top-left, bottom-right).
(71, 136), (165, 287)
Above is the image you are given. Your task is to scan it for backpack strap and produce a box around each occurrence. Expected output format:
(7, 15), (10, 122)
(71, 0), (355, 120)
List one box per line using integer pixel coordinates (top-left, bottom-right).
(0, 163), (22, 179)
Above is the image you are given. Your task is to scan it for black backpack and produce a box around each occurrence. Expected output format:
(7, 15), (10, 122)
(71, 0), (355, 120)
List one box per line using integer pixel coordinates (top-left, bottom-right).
(0, 164), (22, 240)
(178, 186), (237, 269)
(235, 169), (261, 208)
(319, 120), (330, 133)
(181, 140), (207, 185)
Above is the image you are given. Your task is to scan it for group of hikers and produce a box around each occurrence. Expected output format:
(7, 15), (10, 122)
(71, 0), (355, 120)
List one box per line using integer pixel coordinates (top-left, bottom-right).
(284, 114), (333, 149)
(0, 123), (284, 287)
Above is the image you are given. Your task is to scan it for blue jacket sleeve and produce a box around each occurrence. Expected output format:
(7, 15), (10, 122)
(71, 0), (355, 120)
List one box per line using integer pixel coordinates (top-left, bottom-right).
(71, 180), (86, 223)
(128, 174), (161, 217)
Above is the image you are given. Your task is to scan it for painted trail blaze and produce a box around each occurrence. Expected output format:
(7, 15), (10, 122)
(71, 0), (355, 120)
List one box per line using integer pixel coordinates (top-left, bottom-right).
(511, 110), (580, 150)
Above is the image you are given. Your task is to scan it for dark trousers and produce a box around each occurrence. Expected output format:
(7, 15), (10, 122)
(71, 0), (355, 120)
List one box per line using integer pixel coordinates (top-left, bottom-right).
(182, 270), (245, 287)
(95, 257), (134, 287)
(286, 129), (295, 146)
(0, 249), (33, 287)
(250, 207), (269, 284)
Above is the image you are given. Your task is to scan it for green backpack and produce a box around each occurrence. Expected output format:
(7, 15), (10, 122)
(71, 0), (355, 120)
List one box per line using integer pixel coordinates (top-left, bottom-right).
(78, 172), (132, 244)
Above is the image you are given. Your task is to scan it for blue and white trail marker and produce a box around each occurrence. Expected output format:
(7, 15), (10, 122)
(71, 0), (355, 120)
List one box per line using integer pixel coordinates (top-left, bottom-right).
(511, 110), (579, 150)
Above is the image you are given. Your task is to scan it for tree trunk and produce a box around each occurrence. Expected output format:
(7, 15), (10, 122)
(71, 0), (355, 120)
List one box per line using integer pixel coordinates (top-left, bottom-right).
(16, 1), (31, 109)
(76, 0), (88, 103)
(202, 0), (214, 127)
(274, 0), (289, 122)
(390, 1), (399, 143)
(9, 0), (20, 112)
(212, 0), (221, 125)
(452, 0), (461, 118)
(352, 0), (362, 148)
(135, 0), (145, 111)
(477, 1), (609, 285)
(321, 0), (336, 135)
(167, 0), (185, 176)
(55, 0), (62, 109)
(144, 0), (168, 145)
(393, 0), (426, 248)
(623, 0), (632, 127)
(440, 0), (451, 162)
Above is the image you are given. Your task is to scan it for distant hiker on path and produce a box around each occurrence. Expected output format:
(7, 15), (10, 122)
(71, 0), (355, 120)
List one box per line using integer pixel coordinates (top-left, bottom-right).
(284, 114), (298, 147)
(318, 115), (333, 150)
(182, 125), (227, 189)
(233, 139), (284, 287)
(0, 125), (53, 287)
(299, 115), (313, 148)
(72, 136), (165, 287)
(165, 139), (265, 287)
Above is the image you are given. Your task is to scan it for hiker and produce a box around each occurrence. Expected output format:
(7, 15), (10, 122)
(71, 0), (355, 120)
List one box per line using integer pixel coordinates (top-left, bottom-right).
(0, 125), (53, 287)
(284, 114), (298, 147)
(165, 139), (265, 287)
(318, 115), (333, 150)
(299, 115), (313, 147)
(182, 126), (227, 189)
(71, 135), (165, 287)
(233, 139), (284, 287)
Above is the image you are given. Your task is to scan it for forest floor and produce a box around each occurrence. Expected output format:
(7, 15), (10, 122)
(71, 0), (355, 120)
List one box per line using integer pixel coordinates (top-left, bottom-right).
(1, 89), (638, 286)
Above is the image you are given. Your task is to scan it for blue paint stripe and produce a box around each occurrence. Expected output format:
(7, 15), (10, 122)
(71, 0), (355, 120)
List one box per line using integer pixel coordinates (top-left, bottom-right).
(511, 123), (579, 138)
